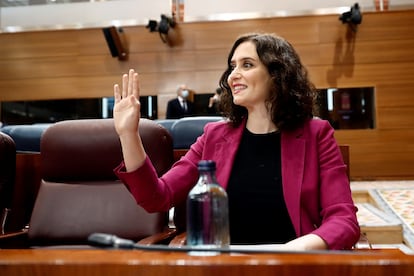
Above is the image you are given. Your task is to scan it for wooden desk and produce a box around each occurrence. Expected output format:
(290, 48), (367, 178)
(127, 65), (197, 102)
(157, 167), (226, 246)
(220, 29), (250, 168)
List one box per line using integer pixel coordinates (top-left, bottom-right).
(1, 248), (414, 276)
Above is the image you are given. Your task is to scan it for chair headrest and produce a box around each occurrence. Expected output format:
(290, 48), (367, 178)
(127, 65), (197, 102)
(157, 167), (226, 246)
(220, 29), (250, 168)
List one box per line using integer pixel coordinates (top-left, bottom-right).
(1, 124), (50, 152)
(41, 118), (173, 181)
(170, 116), (223, 149)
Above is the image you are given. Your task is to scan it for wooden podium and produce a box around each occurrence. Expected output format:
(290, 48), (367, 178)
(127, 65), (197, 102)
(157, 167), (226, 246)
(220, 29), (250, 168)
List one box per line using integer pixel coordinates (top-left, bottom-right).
(1, 248), (414, 276)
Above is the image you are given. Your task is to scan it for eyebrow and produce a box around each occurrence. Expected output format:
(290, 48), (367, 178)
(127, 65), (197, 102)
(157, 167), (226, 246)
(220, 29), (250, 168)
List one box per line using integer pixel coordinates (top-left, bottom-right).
(230, 56), (256, 64)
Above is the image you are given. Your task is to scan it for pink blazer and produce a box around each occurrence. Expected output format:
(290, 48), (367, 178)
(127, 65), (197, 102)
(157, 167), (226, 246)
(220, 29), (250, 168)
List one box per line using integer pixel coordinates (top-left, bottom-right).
(115, 118), (360, 249)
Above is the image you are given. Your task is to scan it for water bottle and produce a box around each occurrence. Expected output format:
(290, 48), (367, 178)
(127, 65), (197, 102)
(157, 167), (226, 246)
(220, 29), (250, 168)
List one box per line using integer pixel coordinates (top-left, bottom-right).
(186, 160), (230, 252)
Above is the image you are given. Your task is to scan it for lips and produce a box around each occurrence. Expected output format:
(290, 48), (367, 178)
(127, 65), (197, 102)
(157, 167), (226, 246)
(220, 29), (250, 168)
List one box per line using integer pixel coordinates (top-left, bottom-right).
(232, 84), (247, 94)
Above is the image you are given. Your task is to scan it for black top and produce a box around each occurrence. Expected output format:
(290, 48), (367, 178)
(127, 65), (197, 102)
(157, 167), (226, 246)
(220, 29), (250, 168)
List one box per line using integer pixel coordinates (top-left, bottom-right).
(226, 128), (296, 244)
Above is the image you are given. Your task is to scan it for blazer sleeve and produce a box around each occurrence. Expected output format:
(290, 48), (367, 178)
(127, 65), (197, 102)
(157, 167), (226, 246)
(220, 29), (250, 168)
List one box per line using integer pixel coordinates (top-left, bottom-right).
(113, 125), (212, 213)
(113, 121), (234, 214)
(310, 120), (360, 249)
(114, 158), (173, 212)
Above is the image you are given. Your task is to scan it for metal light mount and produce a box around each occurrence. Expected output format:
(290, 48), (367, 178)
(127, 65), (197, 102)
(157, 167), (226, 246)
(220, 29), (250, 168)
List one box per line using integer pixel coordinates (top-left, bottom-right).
(146, 14), (177, 43)
(339, 3), (362, 32)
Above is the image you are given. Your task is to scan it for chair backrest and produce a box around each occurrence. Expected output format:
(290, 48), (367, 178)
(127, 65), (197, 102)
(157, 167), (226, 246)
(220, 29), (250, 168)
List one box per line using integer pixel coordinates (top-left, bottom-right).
(27, 118), (174, 246)
(170, 116), (223, 149)
(155, 119), (176, 134)
(0, 132), (16, 234)
(0, 124), (51, 152)
(339, 144), (350, 180)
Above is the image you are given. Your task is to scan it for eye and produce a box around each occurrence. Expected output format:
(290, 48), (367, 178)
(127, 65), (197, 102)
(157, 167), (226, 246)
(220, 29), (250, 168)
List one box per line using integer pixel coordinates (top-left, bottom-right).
(243, 61), (253, 68)
(229, 63), (236, 71)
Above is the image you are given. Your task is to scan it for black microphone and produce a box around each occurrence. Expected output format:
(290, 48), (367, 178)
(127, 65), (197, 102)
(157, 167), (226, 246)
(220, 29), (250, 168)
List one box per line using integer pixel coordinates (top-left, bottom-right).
(88, 233), (136, 249)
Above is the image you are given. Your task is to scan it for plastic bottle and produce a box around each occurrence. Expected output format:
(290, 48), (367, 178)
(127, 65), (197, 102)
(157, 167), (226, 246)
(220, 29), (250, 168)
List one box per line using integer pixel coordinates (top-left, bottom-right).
(186, 160), (230, 252)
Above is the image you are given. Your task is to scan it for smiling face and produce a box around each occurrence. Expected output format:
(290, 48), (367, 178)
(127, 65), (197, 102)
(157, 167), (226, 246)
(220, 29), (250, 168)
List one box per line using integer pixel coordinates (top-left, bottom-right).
(219, 33), (315, 129)
(227, 41), (273, 112)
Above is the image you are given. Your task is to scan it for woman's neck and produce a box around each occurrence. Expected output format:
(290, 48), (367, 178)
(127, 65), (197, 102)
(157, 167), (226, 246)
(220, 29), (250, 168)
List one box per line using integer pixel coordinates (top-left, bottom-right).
(246, 110), (277, 134)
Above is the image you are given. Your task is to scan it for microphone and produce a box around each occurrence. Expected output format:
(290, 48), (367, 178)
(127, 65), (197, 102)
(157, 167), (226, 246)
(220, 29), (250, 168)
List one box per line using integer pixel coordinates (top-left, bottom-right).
(88, 233), (136, 249)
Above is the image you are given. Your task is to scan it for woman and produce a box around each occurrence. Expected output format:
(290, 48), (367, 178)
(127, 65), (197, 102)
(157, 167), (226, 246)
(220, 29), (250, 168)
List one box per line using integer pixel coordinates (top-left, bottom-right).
(113, 33), (360, 250)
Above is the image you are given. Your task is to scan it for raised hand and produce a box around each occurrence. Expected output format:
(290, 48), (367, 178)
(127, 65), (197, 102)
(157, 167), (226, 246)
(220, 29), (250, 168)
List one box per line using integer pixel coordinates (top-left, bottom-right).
(113, 69), (141, 137)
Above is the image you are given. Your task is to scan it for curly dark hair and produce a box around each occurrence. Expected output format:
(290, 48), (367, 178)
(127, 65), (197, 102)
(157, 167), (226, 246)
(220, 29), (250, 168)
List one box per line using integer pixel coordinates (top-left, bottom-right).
(218, 33), (317, 131)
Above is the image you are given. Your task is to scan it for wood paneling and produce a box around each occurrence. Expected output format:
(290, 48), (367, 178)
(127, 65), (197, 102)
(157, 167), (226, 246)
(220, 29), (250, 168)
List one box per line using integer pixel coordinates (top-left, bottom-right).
(0, 10), (414, 179)
(335, 129), (414, 179)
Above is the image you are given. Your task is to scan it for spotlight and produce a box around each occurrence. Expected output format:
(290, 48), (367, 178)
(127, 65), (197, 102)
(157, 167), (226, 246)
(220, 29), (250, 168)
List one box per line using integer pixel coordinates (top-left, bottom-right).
(146, 14), (176, 43)
(158, 14), (176, 34)
(339, 3), (362, 25)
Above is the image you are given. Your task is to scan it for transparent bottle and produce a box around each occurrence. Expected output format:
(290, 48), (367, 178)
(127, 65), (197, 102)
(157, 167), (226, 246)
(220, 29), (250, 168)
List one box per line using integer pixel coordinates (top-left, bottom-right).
(186, 160), (230, 251)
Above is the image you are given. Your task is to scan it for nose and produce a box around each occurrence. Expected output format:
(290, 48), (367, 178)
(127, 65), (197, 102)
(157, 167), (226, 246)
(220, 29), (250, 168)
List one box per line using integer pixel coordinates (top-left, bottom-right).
(228, 67), (241, 82)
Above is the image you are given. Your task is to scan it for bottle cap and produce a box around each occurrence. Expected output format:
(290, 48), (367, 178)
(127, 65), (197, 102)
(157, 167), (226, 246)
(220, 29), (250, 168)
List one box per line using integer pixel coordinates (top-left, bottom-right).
(197, 160), (216, 171)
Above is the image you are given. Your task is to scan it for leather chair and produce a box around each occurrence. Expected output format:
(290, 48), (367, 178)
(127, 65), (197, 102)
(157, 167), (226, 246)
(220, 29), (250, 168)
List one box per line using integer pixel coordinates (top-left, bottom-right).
(155, 119), (176, 135)
(169, 116), (223, 162)
(0, 132), (16, 234)
(170, 116), (223, 149)
(339, 145), (350, 180)
(0, 118), (175, 248)
(0, 124), (51, 152)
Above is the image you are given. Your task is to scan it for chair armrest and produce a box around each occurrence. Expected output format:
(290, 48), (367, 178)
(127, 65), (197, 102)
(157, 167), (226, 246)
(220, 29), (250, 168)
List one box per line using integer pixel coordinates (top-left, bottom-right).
(173, 149), (188, 162)
(1, 208), (11, 235)
(0, 228), (29, 248)
(137, 228), (178, 245)
(168, 231), (187, 247)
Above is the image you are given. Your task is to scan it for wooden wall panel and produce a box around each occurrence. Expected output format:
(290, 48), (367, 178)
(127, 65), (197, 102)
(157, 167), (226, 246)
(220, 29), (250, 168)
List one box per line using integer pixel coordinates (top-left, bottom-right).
(308, 62), (414, 87)
(376, 82), (414, 108)
(0, 10), (414, 179)
(335, 129), (414, 179)
(318, 11), (414, 43)
(1, 31), (78, 59)
(296, 39), (414, 66)
(376, 107), (414, 129)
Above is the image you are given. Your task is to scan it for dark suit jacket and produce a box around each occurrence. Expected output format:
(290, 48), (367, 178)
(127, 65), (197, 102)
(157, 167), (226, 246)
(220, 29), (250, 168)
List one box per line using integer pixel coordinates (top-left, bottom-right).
(166, 98), (194, 119)
(115, 118), (360, 250)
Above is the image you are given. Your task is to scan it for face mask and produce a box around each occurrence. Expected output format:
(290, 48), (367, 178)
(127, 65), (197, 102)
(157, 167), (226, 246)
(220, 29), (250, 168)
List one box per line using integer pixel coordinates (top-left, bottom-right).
(181, 90), (189, 98)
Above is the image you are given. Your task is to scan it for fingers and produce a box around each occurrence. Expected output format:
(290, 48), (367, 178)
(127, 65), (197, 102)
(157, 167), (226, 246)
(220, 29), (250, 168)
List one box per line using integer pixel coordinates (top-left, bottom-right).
(116, 69), (138, 100)
(114, 84), (121, 103)
(122, 73), (128, 99)
(132, 71), (139, 99)
(128, 69), (134, 96)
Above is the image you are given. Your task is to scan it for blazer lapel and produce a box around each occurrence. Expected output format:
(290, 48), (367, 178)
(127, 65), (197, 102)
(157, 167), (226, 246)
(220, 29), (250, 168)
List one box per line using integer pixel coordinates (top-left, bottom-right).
(214, 123), (244, 189)
(281, 127), (305, 235)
